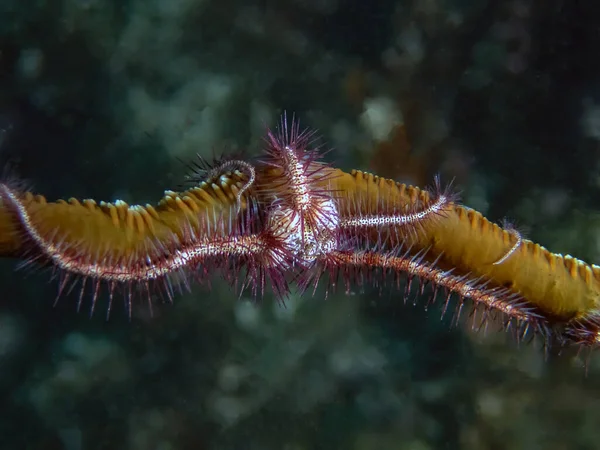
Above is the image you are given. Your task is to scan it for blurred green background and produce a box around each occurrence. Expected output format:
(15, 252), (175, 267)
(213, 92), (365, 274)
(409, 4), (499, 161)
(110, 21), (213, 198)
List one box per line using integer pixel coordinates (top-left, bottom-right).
(1, 1), (600, 449)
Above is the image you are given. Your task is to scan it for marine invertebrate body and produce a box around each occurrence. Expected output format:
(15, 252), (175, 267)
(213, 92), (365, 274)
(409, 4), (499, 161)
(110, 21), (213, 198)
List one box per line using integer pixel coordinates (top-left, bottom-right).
(1, 113), (600, 351)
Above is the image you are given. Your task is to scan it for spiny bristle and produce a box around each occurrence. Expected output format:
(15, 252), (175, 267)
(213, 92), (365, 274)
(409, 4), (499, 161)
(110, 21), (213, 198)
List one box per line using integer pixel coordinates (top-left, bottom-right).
(263, 111), (322, 167)
(234, 231), (293, 301)
(564, 315), (600, 347)
(428, 174), (461, 204)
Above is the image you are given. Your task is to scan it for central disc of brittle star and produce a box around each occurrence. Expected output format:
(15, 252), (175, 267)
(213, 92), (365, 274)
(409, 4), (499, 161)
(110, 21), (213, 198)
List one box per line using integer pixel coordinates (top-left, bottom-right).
(259, 114), (341, 268)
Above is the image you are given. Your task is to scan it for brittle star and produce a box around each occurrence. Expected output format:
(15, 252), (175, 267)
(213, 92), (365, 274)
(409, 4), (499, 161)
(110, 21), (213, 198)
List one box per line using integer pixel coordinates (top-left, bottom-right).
(1, 113), (600, 353)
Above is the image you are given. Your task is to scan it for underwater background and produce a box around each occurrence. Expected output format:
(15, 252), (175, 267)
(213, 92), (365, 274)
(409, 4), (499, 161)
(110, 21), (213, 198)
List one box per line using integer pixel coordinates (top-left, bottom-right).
(1, 0), (600, 449)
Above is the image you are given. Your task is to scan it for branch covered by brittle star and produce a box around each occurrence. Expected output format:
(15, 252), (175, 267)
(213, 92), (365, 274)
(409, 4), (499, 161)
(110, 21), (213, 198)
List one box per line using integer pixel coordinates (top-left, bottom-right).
(2, 113), (600, 350)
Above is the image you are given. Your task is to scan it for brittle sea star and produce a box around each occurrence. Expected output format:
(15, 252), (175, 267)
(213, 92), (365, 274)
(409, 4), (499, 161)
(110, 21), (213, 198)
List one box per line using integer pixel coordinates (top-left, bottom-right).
(1, 114), (600, 353)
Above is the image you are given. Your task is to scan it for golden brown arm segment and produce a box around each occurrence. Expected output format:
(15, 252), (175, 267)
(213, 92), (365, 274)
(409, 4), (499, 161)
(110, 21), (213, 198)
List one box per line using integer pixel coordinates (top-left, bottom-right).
(0, 173), (251, 264)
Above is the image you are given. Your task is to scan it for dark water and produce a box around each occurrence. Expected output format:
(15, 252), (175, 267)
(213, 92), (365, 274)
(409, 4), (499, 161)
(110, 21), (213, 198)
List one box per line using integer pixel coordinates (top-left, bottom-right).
(1, 1), (600, 449)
